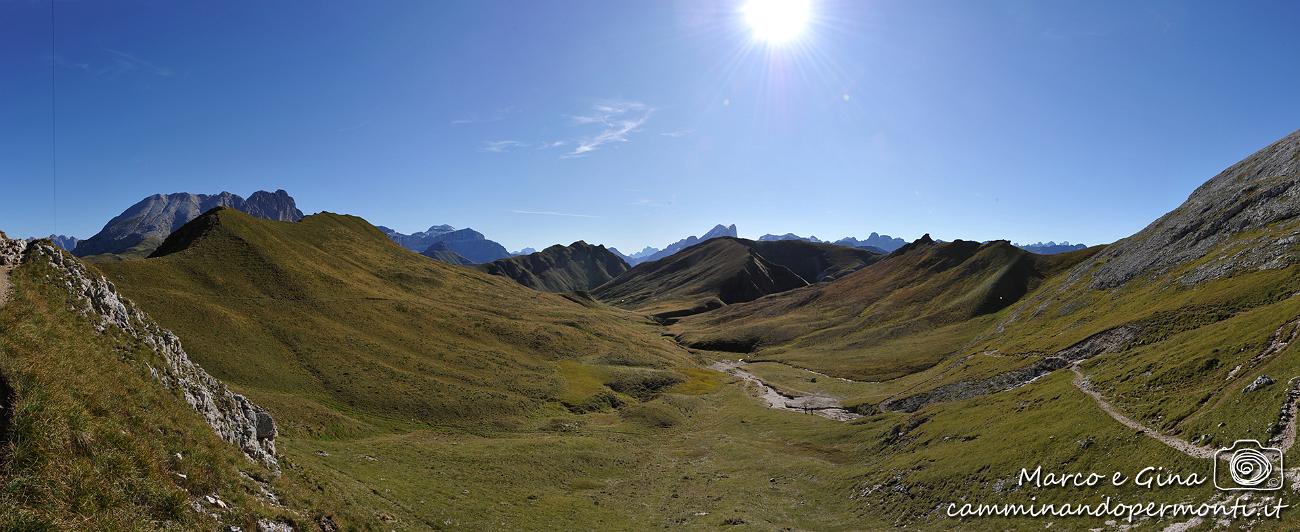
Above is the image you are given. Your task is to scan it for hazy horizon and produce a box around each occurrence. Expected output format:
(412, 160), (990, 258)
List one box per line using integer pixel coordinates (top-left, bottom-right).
(4, 0), (1300, 252)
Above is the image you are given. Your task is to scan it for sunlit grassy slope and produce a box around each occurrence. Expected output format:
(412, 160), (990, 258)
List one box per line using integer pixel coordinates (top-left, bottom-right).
(0, 245), (342, 530)
(88, 199), (1300, 528)
(88, 209), (957, 529)
(675, 237), (1095, 380)
(100, 208), (694, 436)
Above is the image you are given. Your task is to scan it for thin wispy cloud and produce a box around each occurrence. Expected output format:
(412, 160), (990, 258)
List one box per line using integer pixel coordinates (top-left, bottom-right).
(660, 129), (693, 138)
(472, 100), (659, 158)
(336, 120), (370, 132)
(451, 106), (518, 125)
(103, 48), (173, 77)
(481, 140), (529, 153)
(53, 49), (173, 78)
(564, 101), (654, 158)
(511, 209), (599, 218)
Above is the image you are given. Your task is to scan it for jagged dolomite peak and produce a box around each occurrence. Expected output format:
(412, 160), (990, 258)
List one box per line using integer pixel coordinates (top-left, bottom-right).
(12, 236), (279, 470)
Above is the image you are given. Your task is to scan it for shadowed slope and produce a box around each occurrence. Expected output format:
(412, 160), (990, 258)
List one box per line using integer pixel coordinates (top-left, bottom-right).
(418, 228), (511, 264)
(478, 240), (629, 292)
(594, 237), (879, 320)
(421, 241), (473, 265)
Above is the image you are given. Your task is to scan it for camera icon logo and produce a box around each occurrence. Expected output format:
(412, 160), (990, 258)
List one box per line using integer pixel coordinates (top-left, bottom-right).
(1213, 440), (1284, 491)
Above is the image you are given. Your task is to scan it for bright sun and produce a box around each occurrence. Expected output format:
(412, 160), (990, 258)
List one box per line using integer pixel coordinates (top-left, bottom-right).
(742, 0), (812, 44)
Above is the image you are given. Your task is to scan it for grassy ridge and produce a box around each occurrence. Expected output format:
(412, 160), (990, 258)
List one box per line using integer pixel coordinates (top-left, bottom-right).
(79, 202), (1300, 528)
(675, 239), (1093, 380)
(100, 209), (693, 437)
(595, 237), (879, 319)
(0, 246), (342, 529)
(478, 241), (629, 292)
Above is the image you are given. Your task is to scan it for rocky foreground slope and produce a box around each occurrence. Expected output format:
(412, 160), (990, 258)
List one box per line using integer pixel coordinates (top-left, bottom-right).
(4, 233), (277, 468)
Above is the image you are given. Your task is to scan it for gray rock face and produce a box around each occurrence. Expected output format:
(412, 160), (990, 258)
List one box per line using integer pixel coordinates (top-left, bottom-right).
(1246, 375), (1276, 393)
(24, 235), (78, 251)
(0, 231), (27, 266)
(239, 190), (304, 222)
(16, 239), (278, 470)
(74, 190), (304, 257)
(1077, 129), (1300, 289)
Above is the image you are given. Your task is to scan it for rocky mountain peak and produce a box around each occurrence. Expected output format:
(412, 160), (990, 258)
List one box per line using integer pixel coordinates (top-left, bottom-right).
(241, 189), (305, 222)
(1082, 128), (1300, 288)
(703, 224), (738, 240)
(73, 190), (306, 257)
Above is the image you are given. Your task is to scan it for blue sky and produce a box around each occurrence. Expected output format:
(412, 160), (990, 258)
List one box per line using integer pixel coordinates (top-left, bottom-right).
(3, 0), (1299, 252)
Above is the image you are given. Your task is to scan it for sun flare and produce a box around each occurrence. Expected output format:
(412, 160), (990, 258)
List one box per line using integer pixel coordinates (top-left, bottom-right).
(742, 0), (812, 44)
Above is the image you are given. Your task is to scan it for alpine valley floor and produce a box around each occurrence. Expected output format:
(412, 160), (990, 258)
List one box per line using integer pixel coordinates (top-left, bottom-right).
(2, 131), (1300, 530)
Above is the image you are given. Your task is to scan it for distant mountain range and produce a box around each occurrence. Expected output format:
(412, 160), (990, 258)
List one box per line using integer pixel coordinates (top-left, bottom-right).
(607, 246), (658, 264)
(376, 224), (456, 251)
(72, 190), (303, 257)
(616, 224), (738, 266)
(479, 241), (629, 292)
(422, 228), (511, 264)
(758, 233), (823, 243)
(379, 225), (512, 264)
(26, 235), (79, 251)
(756, 232), (908, 253)
(1016, 241), (1088, 254)
(831, 233), (907, 252)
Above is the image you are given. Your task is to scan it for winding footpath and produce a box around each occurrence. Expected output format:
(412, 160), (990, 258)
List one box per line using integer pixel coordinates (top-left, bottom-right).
(1070, 366), (1218, 459)
(1072, 363), (1300, 461)
(0, 266), (10, 308)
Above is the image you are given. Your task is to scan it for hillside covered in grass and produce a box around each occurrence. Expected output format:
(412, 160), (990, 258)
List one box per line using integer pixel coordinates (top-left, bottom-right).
(478, 240), (629, 292)
(15, 129), (1300, 528)
(595, 237), (880, 320)
(102, 208), (695, 434)
(0, 240), (345, 530)
(675, 236), (1093, 380)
